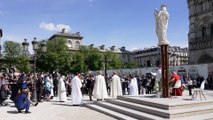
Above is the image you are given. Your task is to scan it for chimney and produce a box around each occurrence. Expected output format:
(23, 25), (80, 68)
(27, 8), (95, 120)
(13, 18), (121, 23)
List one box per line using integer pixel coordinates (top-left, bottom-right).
(100, 45), (105, 50)
(90, 44), (94, 47)
(111, 46), (115, 51)
(61, 28), (65, 33)
(121, 46), (125, 51)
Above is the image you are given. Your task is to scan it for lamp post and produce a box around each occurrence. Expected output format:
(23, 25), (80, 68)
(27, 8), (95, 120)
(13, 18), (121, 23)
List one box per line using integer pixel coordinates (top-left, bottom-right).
(101, 54), (111, 80)
(32, 37), (39, 75)
(22, 39), (29, 54)
(22, 38), (47, 102)
(0, 29), (3, 57)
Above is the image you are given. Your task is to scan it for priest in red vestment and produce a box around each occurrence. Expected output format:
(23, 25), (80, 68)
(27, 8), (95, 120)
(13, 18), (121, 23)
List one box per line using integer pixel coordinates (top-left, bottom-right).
(170, 71), (182, 96)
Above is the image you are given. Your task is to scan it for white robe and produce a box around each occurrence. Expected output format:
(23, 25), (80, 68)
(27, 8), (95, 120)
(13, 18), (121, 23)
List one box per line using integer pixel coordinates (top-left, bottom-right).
(93, 75), (108, 100)
(50, 77), (54, 97)
(71, 76), (83, 105)
(110, 74), (122, 98)
(128, 77), (139, 95)
(58, 78), (67, 102)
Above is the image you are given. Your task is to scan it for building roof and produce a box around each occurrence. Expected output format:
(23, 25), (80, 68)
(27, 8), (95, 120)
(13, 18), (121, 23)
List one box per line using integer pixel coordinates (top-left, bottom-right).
(48, 29), (83, 40)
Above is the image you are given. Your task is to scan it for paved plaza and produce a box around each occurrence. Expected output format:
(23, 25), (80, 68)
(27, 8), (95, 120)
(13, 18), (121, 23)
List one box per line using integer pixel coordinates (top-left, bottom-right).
(0, 96), (115, 120)
(1, 90), (213, 120)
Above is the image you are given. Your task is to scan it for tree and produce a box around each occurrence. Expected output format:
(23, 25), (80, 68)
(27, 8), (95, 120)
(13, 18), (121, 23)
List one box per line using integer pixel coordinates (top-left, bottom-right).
(16, 54), (31, 73)
(104, 51), (122, 69)
(3, 41), (22, 68)
(81, 46), (103, 71)
(36, 38), (73, 74)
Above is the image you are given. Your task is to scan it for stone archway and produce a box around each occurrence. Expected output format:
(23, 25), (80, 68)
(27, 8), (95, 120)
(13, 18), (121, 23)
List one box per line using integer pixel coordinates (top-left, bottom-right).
(197, 54), (213, 64)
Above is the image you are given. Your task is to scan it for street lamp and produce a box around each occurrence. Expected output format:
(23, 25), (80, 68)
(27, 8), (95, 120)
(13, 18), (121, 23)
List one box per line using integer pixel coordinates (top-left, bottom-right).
(22, 39), (29, 54)
(31, 38), (47, 74)
(32, 37), (39, 74)
(22, 38), (47, 102)
(100, 54), (111, 80)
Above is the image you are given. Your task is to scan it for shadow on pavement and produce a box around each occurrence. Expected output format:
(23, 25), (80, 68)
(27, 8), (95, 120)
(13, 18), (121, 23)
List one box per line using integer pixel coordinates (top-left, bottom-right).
(51, 103), (84, 107)
(7, 110), (19, 114)
(182, 98), (194, 101)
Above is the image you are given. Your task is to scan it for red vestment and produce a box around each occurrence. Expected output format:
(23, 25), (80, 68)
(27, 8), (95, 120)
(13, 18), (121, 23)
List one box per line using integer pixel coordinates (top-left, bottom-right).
(171, 74), (182, 96)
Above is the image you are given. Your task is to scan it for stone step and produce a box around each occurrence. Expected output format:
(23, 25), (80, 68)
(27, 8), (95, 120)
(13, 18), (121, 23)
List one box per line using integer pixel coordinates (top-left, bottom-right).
(117, 95), (213, 110)
(106, 99), (213, 118)
(85, 103), (137, 120)
(170, 105), (213, 118)
(95, 101), (168, 120)
(117, 95), (169, 109)
(105, 99), (170, 118)
(171, 113), (213, 120)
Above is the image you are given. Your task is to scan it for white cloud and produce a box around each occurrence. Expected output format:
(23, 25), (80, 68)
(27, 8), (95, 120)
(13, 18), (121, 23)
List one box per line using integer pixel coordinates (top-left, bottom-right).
(56, 24), (71, 32)
(39, 22), (71, 32)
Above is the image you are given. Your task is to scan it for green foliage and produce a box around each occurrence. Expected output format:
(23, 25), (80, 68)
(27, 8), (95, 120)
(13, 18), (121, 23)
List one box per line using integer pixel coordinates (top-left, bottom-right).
(3, 41), (22, 68)
(104, 51), (122, 69)
(16, 55), (31, 73)
(36, 38), (71, 74)
(81, 46), (103, 71)
(36, 38), (135, 74)
(71, 51), (87, 73)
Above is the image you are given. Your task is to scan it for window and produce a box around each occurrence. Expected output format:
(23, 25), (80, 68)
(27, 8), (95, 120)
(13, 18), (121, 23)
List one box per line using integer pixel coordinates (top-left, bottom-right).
(201, 2), (203, 11)
(75, 41), (80, 50)
(202, 26), (207, 37)
(67, 40), (72, 48)
(211, 24), (213, 36)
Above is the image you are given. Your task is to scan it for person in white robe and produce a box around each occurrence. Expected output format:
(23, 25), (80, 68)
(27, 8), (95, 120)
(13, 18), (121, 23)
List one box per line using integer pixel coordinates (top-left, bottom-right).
(71, 73), (83, 105)
(58, 76), (67, 102)
(128, 74), (139, 95)
(110, 72), (122, 98)
(93, 71), (108, 100)
(155, 67), (162, 92)
(49, 75), (54, 98)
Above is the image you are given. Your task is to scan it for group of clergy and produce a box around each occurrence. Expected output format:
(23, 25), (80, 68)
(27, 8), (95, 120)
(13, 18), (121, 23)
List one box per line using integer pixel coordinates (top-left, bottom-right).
(57, 71), (141, 106)
(57, 68), (183, 106)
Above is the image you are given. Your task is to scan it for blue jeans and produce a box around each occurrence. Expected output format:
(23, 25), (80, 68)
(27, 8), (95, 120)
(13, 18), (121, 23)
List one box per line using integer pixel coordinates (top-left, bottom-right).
(16, 101), (30, 111)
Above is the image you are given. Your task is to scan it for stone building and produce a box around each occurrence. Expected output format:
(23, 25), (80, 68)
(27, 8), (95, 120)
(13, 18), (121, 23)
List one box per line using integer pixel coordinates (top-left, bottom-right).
(48, 28), (83, 51)
(48, 29), (133, 65)
(97, 45), (134, 65)
(187, 0), (213, 64)
(134, 46), (188, 67)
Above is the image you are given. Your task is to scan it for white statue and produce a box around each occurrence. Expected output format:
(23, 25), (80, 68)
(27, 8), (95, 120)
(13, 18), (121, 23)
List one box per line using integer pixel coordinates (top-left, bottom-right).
(154, 5), (169, 46)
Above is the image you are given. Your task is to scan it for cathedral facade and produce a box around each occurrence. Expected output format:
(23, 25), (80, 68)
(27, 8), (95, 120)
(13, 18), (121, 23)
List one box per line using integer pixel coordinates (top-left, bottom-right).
(187, 0), (213, 64)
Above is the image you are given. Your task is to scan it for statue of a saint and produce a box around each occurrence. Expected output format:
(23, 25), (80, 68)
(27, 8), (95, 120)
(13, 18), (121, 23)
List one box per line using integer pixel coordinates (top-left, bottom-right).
(154, 5), (169, 46)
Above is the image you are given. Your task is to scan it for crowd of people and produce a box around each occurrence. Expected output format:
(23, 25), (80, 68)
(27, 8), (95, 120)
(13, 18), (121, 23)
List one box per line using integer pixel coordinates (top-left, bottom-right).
(0, 69), (212, 113)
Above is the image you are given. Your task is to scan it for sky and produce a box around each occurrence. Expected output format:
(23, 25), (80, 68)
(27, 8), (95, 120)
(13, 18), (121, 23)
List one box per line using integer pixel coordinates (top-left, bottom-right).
(0, 0), (189, 53)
